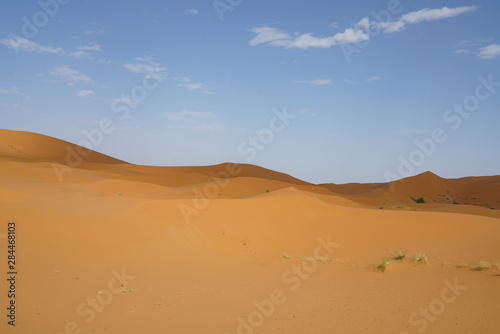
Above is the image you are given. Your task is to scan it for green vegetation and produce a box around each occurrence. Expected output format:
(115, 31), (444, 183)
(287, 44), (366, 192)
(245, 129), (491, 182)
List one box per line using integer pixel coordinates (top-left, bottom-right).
(374, 259), (391, 272)
(393, 250), (406, 261)
(413, 253), (428, 263)
(471, 261), (494, 272)
(411, 197), (426, 204)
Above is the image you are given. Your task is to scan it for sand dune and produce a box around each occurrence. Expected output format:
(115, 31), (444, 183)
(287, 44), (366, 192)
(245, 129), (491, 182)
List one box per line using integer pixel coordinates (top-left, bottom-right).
(1, 129), (499, 334)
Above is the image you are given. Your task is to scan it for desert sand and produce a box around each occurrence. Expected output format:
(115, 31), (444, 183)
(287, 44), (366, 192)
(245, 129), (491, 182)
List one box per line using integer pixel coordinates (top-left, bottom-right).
(1, 129), (499, 334)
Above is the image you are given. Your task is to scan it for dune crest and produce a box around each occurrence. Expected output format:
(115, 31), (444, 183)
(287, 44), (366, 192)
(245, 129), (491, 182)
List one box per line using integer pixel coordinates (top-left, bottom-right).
(1, 129), (499, 334)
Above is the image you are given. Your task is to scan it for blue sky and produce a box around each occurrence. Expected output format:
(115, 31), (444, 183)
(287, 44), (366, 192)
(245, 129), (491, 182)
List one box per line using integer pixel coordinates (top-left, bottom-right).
(1, 0), (499, 184)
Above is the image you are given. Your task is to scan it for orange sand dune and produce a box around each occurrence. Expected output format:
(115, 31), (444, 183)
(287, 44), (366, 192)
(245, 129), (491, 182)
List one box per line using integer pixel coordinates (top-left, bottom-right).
(1, 129), (499, 334)
(322, 171), (500, 218)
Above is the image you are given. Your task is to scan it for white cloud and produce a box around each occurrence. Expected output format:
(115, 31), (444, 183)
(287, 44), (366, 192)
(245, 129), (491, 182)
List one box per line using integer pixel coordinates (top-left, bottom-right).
(48, 65), (93, 85)
(249, 27), (292, 47)
(84, 29), (107, 35)
(357, 18), (370, 31)
(98, 58), (111, 64)
(0, 37), (63, 54)
(478, 44), (500, 59)
(186, 83), (207, 90)
(133, 56), (153, 61)
(93, 97), (141, 111)
(365, 76), (383, 82)
(162, 109), (217, 122)
(331, 28), (370, 45)
(330, 22), (339, 29)
(249, 26), (368, 49)
(186, 9), (198, 14)
(453, 49), (469, 55)
(70, 51), (92, 60)
(124, 62), (166, 74)
(377, 20), (406, 33)
(401, 6), (478, 24)
(175, 77), (212, 94)
(124, 58), (167, 80)
(294, 79), (332, 86)
(77, 90), (95, 97)
(78, 44), (101, 51)
(452, 39), (493, 56)
(0, 86), (23, 95)
(357, 6), (478, 35)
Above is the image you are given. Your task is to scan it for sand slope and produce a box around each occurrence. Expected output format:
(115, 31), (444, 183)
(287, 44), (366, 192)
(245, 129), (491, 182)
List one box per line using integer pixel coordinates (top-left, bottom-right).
(1, 129), (499, 334)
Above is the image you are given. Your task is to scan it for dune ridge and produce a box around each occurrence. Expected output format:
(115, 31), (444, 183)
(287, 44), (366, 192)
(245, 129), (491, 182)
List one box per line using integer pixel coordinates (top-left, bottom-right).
(1, 129), (499, 334)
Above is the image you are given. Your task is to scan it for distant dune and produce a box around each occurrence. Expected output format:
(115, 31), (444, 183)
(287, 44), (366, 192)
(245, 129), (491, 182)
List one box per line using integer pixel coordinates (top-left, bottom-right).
(1, 129), (499, 334)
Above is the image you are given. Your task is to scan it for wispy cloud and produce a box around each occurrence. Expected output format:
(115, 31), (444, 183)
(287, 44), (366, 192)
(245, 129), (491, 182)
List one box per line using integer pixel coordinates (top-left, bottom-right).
(249, 26), (369, 49)
(0, 86), (24, 95)
(98, 58), (112, 64)
(124, 57), (167, 80)
(77, 90), (95, 97)
(294, 79), (332, 86)
(175, 77), (213, 94)
(70, 50), (93, 60)
(478, 44), (500, 59)
(452, 39), (494, 57)
(0, 102), (20, 108)
(162, 109), (218, 122)
(365, 76), (383, 82)
(344, 76), (383, 84)
(453, 49), (469, 55)
(186, 9), (198, 15)
(84, 29), (108, 35)
(401, 6), (478, 24)
(357, 6), (478, 34)
(250, 6), (476, 50)
(48, 65), (93, 86)
(78, 44), (101, 51)
(0, 37), (63, 54)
